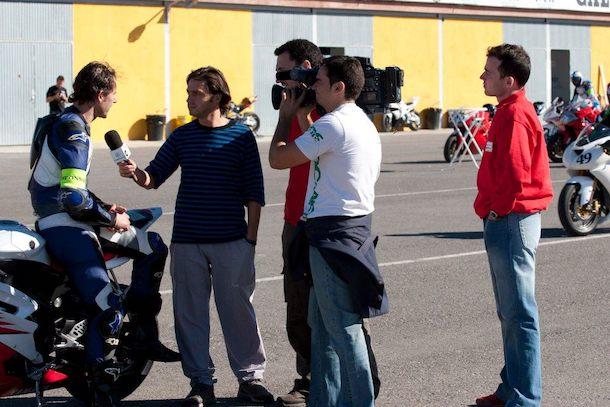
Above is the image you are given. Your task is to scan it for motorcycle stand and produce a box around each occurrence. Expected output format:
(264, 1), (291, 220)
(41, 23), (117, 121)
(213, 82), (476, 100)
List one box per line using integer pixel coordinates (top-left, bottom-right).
(27, 362), (53, 407)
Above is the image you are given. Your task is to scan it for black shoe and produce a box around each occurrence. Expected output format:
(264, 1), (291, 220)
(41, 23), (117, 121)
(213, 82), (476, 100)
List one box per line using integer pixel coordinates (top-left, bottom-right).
(276, 378), (309, 406)
(146, 340), (181, 362)
(237, 379), (274, 403)
(182, 383), (216, 406)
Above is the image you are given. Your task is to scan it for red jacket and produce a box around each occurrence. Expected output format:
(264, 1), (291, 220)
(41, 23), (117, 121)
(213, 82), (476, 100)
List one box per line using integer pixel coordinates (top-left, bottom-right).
(474, 90), (553, 218)
(284, 109), (321, 225)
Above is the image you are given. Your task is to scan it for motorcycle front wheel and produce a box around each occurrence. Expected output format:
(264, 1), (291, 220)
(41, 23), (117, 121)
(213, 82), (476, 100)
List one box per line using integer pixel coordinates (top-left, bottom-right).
(241, 112), (260, 133)
(558, 183), (601, 236)
(407, 112), (421, 131)
(546, 132), (564, 163)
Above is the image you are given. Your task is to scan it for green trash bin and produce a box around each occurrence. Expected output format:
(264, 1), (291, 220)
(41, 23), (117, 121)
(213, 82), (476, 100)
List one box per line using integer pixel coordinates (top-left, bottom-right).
(146, 115), (166, 141)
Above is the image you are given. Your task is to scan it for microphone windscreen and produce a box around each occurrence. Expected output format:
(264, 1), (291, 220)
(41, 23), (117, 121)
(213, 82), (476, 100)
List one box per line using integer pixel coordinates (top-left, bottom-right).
(104, 130), (123, 150)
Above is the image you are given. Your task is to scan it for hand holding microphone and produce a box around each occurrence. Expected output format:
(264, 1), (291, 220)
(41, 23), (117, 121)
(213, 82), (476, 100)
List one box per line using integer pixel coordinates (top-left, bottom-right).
(105, 130), (138, 182)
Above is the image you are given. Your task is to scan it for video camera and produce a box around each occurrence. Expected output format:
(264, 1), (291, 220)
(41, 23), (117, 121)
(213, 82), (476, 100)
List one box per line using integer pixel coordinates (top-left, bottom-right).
(272, 58), (404, 111)
(355, 57), (403, 110)
(272, 67), (319, 110)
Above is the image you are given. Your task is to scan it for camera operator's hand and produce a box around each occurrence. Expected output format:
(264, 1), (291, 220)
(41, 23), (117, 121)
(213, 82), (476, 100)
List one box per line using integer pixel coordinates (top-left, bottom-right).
(279, 87), (307, 120)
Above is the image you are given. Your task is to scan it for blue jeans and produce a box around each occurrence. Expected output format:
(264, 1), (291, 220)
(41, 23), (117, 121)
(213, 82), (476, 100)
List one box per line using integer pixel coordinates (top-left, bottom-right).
(308, 246), (374, 407)
(484, 213), (542, 407)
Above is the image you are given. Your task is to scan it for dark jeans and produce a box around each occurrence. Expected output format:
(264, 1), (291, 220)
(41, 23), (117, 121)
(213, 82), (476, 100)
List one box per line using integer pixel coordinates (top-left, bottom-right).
(282, 222), (381, 397)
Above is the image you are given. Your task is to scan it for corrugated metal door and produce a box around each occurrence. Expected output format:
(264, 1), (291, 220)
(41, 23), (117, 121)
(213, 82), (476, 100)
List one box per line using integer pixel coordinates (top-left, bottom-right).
(503, 20), (548, 105)
(252, 10), (374, 135)
(0, 1), (73, 145)
(252, 9), (314, 136)
(549, 22), (591, 99)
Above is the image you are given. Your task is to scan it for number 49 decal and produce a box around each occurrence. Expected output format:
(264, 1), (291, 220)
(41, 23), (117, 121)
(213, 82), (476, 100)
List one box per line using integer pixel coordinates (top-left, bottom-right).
(576, 152), (592, 165)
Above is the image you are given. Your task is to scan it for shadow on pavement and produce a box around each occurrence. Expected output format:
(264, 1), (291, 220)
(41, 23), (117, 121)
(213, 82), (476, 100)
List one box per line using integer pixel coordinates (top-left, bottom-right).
(386, 227), (610, 240)
(1, 396), (274, 406)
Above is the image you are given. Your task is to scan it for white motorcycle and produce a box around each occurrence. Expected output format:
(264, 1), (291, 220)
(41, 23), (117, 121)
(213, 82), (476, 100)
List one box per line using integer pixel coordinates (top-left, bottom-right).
(382, 97), (421, 132)
(558, 115), (610, 236)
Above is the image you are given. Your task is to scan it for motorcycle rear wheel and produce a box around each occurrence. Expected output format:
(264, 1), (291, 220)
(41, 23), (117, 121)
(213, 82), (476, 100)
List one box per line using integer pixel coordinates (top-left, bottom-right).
(558, 183), (600, 236)
(241, 112), (260, 133)
(443, 133), (464, 163)
(62, 321), (153, 402)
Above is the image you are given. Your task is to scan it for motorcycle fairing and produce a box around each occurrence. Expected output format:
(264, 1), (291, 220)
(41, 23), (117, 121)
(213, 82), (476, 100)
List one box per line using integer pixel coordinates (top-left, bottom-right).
(0, 282), (42, 363)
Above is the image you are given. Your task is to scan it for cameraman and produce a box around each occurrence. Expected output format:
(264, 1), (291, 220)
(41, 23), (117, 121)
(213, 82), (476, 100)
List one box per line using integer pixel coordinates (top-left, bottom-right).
(269, 56), (388, 407)
(273, 41), (381, 406)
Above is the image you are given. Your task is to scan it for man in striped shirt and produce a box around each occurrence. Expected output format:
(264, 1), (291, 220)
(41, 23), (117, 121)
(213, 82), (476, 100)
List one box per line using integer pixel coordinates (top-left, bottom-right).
(119, 67), (272, 406)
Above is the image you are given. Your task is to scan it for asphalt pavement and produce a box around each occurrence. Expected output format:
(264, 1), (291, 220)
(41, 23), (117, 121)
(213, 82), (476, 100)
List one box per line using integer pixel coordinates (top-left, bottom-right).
(1, 130), (608, 406)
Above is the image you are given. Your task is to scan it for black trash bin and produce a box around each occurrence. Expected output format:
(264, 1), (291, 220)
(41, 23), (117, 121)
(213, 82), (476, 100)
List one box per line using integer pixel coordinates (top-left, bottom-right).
(424, 108), (442, 129)
(146, 115), (166, 141)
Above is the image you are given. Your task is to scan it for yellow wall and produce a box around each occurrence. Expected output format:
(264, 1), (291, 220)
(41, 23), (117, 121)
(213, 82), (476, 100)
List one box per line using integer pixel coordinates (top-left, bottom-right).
(591, 25), (610, 106)
(373, 16), (439, 110)
(169, 7), (253, 123)
(73, 4), (166, 141)
(442, 19), (502, 110)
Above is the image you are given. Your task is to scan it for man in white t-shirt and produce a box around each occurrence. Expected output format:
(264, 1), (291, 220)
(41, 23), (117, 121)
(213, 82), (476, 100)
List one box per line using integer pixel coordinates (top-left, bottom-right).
(269, 56), (385, 407)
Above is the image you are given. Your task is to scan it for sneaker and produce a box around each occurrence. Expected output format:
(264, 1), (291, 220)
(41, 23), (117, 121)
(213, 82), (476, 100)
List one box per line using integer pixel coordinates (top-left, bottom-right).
(475, 393), (505, 407)
(237, 379), (274, 403)
(276, 378), (309, 406)
(182, 383), (216, 406)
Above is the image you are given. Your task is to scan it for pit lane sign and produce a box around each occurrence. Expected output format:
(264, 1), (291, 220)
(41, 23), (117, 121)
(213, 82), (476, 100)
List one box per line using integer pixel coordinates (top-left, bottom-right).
(399, 0), (609, 13)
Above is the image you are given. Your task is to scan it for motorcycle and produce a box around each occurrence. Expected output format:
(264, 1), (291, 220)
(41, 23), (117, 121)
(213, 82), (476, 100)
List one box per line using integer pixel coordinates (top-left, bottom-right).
(558, 115), (610, 236)
(443, 104), (494, 163)
(0, 208), (162, 405)
(382, 97), (421, 132)
(228, 96), (260, 134)
(542, 97), (601, 163)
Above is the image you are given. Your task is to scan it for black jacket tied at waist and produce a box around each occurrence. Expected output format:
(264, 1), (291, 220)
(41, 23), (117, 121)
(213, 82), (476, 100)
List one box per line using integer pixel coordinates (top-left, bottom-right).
(288, 214), (389, 318)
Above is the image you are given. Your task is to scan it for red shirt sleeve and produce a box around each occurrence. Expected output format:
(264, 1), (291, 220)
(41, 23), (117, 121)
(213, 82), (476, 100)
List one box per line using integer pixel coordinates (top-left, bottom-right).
(490, 120), (533, 216)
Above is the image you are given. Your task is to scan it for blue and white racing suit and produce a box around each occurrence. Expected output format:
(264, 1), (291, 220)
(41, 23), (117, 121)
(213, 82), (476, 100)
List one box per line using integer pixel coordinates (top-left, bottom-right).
(28, 106), (168, 365)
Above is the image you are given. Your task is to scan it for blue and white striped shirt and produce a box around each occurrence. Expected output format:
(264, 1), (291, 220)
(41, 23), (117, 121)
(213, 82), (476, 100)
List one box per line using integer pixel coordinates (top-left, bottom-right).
(146, 120), (265, 244)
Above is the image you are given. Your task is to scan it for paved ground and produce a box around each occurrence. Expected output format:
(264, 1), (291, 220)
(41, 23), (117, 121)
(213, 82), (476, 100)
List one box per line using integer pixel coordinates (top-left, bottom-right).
(1, 130), (609, 406)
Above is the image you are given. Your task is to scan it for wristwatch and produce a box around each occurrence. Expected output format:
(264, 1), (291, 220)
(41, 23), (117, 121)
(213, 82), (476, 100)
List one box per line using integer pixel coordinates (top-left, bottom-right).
(488, 210), (501, 221)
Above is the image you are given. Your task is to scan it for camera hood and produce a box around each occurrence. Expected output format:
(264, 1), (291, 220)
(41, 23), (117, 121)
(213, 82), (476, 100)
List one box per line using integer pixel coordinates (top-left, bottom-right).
(276, 67), (319, 86)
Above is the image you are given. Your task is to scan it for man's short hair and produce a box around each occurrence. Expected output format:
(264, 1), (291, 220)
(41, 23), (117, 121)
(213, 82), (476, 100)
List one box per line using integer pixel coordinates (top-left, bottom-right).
(487, 44), (531, 87)
(187, 66), (232, 114)
(69, 62), (116, 103)
(274, 39), (323, 68)
(322, 56), (365, 100)
(56, 75), (64, 82)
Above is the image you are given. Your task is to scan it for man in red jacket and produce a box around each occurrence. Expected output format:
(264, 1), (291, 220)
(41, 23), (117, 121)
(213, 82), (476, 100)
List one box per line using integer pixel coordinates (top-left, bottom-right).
(474, 44), (553, 407)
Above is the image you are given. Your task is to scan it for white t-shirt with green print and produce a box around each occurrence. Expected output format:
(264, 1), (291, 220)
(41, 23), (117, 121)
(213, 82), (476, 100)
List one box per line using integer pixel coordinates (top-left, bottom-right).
(294, 102), (381, 219)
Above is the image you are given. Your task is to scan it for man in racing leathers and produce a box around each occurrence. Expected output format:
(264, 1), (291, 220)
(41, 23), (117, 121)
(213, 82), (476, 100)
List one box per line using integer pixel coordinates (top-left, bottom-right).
(28, 62), (179, 406)
(570, 71), (601, 110)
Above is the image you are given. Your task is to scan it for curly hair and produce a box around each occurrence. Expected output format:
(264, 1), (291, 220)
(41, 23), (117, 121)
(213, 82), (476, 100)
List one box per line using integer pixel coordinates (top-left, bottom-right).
(69, 61), (116, 103)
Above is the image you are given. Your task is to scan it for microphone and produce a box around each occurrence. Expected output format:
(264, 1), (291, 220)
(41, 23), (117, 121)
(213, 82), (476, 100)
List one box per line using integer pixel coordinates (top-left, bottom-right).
(104, 130), (131, 164)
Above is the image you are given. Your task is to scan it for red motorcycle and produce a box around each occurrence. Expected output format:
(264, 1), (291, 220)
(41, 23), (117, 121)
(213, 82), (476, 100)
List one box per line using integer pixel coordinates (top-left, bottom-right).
(443, 104), (494, 163)
(543, 98), (602, 163)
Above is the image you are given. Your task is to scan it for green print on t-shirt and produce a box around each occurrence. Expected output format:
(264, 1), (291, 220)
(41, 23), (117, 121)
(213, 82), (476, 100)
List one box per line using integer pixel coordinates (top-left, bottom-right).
(309, 125), (323, 141)
(305, 157), (322, 216)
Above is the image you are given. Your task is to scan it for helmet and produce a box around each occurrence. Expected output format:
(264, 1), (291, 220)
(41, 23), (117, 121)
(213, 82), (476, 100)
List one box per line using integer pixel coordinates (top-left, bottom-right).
(582, 80), (592, 92)
(571, 71), (583, 87)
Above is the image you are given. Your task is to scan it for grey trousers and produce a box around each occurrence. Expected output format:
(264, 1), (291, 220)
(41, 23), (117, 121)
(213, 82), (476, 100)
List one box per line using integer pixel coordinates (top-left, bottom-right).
(170, 239), (267, 387)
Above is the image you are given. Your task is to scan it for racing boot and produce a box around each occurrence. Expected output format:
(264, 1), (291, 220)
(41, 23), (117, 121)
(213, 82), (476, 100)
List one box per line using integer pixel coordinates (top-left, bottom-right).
(126, 294), (180, 362)
(86, 360), (122, 407)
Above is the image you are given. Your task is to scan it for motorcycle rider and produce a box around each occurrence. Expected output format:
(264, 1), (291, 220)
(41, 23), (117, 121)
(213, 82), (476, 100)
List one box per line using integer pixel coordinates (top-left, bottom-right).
(570, 70), (601, 109)
(28, 61), (179, 406)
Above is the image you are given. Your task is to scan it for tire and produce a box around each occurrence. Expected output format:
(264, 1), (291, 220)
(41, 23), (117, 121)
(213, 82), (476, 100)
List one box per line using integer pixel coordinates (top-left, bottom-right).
(546, 132), (564, 163)
(558, 183), (601, 236)
(63, 321), (153, 402)
(443, 133), (463, 162)
(242, 112), (260, 133)
(407, 112), (421, 131)
(381, 113), (393, 132)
